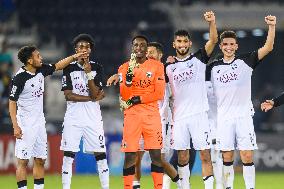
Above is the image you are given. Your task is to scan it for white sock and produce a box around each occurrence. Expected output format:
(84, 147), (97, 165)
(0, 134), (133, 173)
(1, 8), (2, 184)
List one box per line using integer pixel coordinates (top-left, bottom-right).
(223, 162), (234, 189)
(203, 175), (214, 189)
(178, 163), (190, 189)
(243, 163), (255, 189)
(97, 158), (109, 189)
(211, 150), (224, 189)
(34, 178), (44, 189)
(176, 178), (182, 189)
(162, 174), (171, 189)
(133, 180), (140, 189)
(34, 184), (44, 189)
(62, 156), (74, 189)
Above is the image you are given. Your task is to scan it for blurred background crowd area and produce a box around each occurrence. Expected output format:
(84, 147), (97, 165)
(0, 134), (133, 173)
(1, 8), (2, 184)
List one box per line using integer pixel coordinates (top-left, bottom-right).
(1, 0), (284, 135)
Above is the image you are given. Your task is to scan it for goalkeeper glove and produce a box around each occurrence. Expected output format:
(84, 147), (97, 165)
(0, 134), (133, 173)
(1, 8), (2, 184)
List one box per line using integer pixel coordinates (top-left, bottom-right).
(126, 96), (141, 106)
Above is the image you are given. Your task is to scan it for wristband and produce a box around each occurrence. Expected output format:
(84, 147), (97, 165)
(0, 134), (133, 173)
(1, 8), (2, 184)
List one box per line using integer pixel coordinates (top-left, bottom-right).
(86, 72), (94, 80)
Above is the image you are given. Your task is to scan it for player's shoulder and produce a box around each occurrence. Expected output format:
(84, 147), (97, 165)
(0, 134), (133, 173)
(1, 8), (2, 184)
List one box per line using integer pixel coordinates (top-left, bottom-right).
(90, 60), (103, 70)
(236, 51), (257, 60)
(146, 59), (163, 67)
(209, 58), (225, 68)
(12, 67), (34, 84)
(63, 61), (80, 73)
(118, 61), (129, 71)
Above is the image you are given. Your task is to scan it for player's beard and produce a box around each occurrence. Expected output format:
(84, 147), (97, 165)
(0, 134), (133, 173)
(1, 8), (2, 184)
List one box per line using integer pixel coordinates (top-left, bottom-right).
(176, 48), (189, 56)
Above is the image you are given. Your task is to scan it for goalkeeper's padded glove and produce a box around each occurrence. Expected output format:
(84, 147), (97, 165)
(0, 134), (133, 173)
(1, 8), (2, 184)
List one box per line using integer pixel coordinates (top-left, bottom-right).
(125, 53), (138, 86)
(119, 96), (130, 111)
(126, 96), (141, 106)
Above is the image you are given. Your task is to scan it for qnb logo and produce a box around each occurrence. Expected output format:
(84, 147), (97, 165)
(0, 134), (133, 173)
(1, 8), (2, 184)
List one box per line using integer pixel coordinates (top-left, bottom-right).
(217, 72), (238, 83)
(32, 87), (44, 98)
(173, 70), (194, 82)
(74, 83), (89, 93)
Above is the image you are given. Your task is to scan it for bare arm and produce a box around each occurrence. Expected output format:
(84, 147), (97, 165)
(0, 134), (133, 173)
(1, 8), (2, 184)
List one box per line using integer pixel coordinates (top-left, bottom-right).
(55, 52), (87, 71)
(64, 90), (92, 102)
(204, 11), (218, 56)
(106, 74), (119, 86)
(9, 100), (22, 139)
(258, 15), (276, 60)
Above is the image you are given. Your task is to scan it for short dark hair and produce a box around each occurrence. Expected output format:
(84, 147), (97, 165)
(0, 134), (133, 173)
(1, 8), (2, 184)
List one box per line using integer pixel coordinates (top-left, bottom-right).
(131, 35), (149, 44)
(220, 31), (237, 42)
(73, 33), (95, 49)
(148, 42), (163, 53)
(174, 30), (191, 40)
(17, 45), (37, 65)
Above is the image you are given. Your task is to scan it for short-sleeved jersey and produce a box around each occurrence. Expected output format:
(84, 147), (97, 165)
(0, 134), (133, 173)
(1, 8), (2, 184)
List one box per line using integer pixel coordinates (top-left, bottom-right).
(164, 48), (210, 121)
(61, 61), (104, 124)
(9, 64), (55, 123)
(118, 59), (165, 115)
(208, 51), (260, 120)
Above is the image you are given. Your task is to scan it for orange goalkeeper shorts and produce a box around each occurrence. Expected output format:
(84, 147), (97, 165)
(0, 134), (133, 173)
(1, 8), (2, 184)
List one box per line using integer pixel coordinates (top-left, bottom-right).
(121, 112), (162, 152)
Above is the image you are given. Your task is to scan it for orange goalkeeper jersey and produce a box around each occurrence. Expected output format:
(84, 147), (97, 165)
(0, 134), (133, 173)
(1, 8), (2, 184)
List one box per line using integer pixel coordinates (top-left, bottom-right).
(118, 59), (165, 115)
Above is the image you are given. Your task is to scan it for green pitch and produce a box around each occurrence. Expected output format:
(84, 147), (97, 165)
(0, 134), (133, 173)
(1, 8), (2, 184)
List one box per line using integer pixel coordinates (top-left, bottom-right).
(0, 172), (283, 189)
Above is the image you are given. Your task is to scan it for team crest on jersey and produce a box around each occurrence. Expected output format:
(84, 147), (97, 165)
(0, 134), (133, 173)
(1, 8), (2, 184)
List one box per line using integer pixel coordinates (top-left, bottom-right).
(146, 72), (152, 78)
(231, 63), (238, 70)
(62, 76), (67, 87)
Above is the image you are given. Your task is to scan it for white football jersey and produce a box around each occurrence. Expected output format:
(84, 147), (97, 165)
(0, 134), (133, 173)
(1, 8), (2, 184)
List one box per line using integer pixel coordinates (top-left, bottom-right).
(9, 64), (56, 125)
(61, 61), (104, 125)
(165, 48), (210, 121)
(209, 51), (259, 120)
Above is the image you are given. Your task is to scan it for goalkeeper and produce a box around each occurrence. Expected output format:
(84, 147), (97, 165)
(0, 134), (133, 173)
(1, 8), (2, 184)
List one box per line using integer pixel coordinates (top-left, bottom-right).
(118, 35), (165, 189)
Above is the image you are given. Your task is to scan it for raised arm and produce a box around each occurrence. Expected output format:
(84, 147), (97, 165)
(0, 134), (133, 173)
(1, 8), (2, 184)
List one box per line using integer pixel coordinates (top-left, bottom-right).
(55, 52), (87, 71)
(258, 15), (276, 60)
(204, 11), (218, 56)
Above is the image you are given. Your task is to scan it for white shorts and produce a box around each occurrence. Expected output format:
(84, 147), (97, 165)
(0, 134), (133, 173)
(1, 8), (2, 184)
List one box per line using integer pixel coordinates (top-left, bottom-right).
(60, 119), (106, 153)
(172, 112), (211, 150)
(138, 121), (172, 154)
(15, 116), (47, 160)
(216, 116), (258, 151)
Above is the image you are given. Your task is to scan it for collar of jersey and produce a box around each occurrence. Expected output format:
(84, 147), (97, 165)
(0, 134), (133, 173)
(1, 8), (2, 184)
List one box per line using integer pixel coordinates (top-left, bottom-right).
(76, 61), (85, 69)
(22, 66), (36, 75)
(221, 57), (237, 65)
(175, 54), (192, 62)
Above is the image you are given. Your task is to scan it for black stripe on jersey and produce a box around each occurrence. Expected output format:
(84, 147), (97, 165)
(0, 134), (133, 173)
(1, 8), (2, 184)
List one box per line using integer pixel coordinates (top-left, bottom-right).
(9, 70), (35, 101)
(37, 64), (56, 77)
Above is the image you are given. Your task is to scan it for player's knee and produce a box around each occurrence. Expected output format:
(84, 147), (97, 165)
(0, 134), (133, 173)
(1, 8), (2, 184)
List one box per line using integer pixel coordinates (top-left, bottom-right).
(124, 152), (136, 167)
(34, 158), (45, 167)
(222, 151), (234, 162)
(200, 150), (211, 164)
(178, 151), (189, 164)
(64, 151), (76, 158)
(240, 151), (253, 163)
(17, 159), (29, 168)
